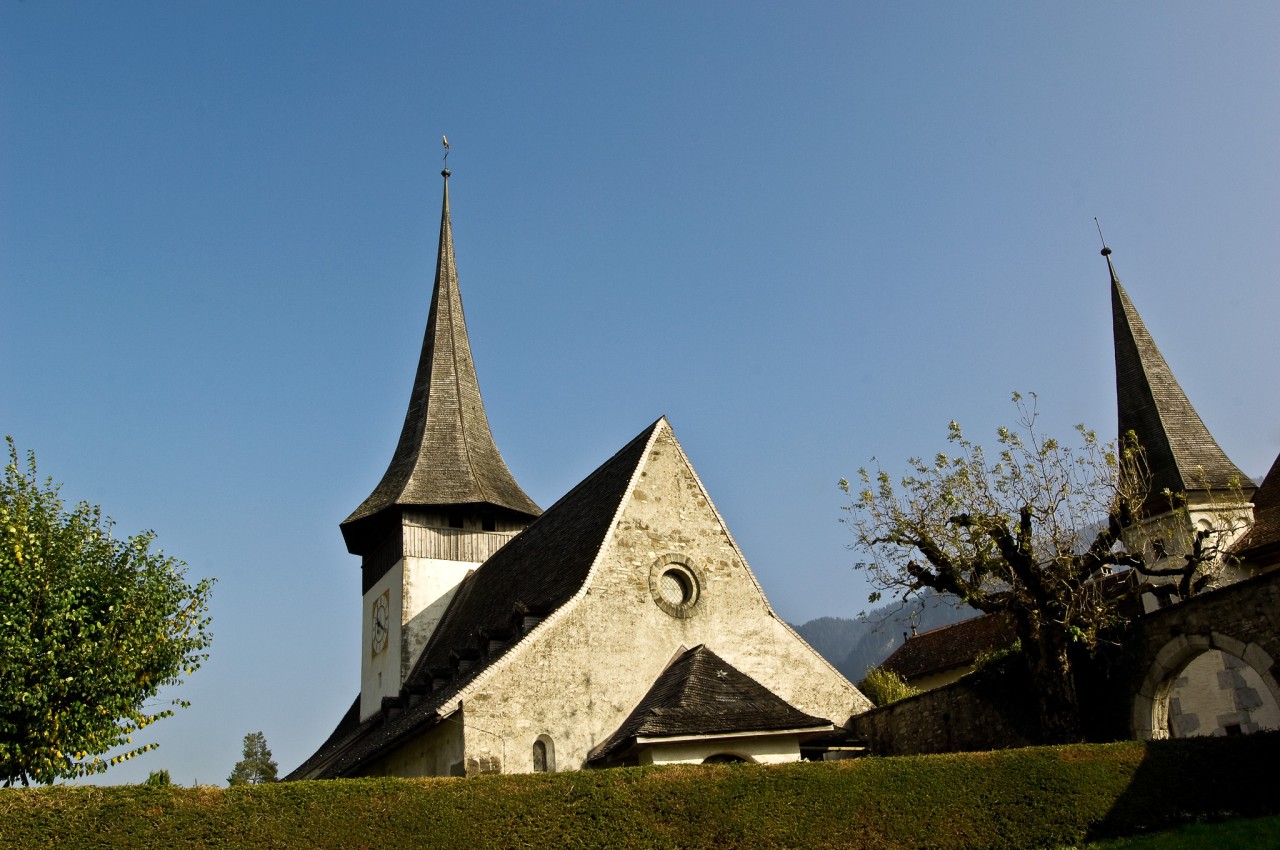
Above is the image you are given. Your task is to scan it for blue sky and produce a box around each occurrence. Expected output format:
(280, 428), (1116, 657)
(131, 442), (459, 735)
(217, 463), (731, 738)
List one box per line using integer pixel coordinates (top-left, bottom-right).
(3, 3), (1278, 785)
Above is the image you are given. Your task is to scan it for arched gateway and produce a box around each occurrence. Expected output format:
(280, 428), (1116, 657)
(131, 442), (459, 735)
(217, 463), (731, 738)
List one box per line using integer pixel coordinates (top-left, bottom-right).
(1126, 571), (1280, 741)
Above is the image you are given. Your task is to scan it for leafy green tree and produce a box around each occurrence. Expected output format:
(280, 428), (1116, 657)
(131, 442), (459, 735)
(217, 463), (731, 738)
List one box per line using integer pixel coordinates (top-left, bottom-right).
(228, 731), (278, 785)
(840, 394), (1240, 743)
(0, 438), (213, 786)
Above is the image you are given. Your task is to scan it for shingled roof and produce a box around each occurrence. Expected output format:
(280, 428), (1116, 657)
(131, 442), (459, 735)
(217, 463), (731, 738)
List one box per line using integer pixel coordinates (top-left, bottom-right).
(1234, 452), (1280, 564)
(587, 645), (833, 765)
(1109, 249), (1253, 501)
(409, 419), (660, 678)
(880, 613), (1016, 683)
(288, 419), (663, 779)
(342, 170), (540, 553)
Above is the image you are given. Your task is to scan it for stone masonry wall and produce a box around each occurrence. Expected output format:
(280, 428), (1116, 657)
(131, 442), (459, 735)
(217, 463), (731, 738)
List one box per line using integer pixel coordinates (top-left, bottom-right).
(852, 569), (1280, 756)
(850, 667), (1038, 756)
(1115, 567), (1280, 739)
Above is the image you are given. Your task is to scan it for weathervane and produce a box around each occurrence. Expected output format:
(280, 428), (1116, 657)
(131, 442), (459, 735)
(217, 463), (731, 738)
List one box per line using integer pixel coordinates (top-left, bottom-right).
(1094, 217), (1111, 257)
(442, 135), (451, 177)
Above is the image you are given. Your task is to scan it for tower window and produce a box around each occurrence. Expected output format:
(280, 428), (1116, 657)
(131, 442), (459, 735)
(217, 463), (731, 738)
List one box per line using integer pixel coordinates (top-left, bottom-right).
(448, 510), (464, 529)
(481, 511), (496, 532)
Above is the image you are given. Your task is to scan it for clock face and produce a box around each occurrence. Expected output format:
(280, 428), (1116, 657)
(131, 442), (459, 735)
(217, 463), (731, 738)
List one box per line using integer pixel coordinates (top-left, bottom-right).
(371, 591), (390, 657)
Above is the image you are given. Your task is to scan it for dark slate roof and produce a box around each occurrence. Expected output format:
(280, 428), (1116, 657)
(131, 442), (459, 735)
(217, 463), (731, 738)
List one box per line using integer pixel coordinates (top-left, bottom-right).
(284, 695), (362, 780)
(880, 613), (1015, 682)
(1234, 452), (1280, 562)
(587, 645), (832, 765)
(342, 171), (540, 552)
(1109, 252), (1253, 500)
(289, 419), (662, 779)
(409, 419), (660, 677)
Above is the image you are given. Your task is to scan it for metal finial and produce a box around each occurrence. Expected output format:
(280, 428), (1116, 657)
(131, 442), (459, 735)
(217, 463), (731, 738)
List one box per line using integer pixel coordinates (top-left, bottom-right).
(441, 135), (452, 178)
(1094, 218), (1111, 256)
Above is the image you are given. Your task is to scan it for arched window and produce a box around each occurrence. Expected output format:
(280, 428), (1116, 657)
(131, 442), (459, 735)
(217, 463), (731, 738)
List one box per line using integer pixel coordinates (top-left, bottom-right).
(532, 735), (555, 772)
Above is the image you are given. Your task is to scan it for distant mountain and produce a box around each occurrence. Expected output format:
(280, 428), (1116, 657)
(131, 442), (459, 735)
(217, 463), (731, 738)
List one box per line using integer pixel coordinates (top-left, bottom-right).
(786, 616), (868, 681)
(792, 589), (978, 683)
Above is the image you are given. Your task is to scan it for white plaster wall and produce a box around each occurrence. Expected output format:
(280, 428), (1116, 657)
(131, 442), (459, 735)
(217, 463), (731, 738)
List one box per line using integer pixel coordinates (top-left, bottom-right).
(912, 667), (971, 692)
(401, 556), (477, 684)
(371, 717), (466, 778)
(1127, 500), (1255, 593)
(639, 734), (802, 766)
(447, 424), (872, 775)
(360, 555), (480, 721)
(361, 561), (404, 721)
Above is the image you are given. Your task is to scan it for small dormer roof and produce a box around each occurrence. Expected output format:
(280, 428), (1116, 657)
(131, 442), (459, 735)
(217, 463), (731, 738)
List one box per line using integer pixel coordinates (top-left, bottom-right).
(587, 645), (832, 765)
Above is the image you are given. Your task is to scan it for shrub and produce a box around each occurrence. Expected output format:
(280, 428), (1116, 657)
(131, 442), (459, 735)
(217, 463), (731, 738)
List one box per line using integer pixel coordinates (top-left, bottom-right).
(860, 666), (921, 706)
(143, 770), (171, 787)
(0, 736), (1276, 850)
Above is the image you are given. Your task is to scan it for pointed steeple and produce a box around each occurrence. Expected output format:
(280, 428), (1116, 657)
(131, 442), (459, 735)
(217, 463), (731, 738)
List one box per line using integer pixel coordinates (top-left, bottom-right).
(342, 170), (540, 554)
(1107, 247), (1252, 499)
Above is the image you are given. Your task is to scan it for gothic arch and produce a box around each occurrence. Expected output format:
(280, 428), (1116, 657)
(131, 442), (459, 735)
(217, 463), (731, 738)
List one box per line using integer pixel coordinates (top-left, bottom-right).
(1131, 631), (1280, 740)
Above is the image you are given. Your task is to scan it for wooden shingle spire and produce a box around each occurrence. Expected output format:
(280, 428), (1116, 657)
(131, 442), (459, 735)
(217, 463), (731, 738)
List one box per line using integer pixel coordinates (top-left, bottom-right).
(1107, 247), (1252, 499)
(342, 170), (540, 554)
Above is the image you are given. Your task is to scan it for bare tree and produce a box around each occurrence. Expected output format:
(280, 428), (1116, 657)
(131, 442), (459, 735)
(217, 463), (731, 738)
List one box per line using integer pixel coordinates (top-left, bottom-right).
(841, 393), (1246, 742)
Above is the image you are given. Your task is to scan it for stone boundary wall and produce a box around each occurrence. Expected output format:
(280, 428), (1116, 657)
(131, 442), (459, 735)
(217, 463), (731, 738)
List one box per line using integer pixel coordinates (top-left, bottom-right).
(850, 667), (1038, 756)
(852, 569), (1280, 755)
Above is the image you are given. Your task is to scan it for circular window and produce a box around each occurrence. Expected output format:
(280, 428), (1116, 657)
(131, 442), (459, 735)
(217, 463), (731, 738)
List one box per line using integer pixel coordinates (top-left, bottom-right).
(660, 568), (693, 606)
(649, 556), (702, 618)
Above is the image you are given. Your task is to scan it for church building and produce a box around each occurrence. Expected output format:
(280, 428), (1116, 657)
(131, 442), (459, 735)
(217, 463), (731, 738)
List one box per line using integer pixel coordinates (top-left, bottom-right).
(288, 171), (871, 779)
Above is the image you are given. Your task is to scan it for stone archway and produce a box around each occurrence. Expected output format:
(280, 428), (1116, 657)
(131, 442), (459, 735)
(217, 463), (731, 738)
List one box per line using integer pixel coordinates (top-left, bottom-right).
(1132, 631), (1280, 740)
(702, 753), (754, 764)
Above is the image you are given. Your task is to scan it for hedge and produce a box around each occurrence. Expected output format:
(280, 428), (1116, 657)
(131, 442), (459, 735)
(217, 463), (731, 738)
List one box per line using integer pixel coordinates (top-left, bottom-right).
(1, 735), (1276, 850)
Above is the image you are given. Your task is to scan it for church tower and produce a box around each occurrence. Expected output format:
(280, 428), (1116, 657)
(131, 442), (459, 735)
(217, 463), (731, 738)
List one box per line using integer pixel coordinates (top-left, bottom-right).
(1107, 246), (1255, 592)
(345, 168), (541, 720)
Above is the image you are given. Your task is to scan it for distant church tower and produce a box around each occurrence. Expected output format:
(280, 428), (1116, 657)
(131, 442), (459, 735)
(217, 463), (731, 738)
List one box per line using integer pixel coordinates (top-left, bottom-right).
(1106, 246), (1255, 595)
(343, 169), (541, 721)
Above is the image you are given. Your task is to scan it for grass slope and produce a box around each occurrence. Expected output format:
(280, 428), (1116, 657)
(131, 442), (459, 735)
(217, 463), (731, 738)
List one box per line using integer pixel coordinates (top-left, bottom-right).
(1, 736), (1276, 850)
(1082, 814), (1280, 849)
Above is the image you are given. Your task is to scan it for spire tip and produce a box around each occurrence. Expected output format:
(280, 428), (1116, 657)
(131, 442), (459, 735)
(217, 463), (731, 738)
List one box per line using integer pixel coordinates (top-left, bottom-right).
(1094, 217), (1112, 256)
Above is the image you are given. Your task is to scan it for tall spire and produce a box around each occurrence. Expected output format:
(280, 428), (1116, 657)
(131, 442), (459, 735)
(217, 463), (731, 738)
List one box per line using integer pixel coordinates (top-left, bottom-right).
(342, 169), (540, 553)
(1107, 246), (1252, 499)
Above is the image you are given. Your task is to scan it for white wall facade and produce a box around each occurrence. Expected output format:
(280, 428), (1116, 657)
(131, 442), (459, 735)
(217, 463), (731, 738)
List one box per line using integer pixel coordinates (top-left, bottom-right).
(415, 424), (871, 776)
(360, 555), (478, 721)
(370, 716), (467, 778)
(361, 561), (404, 720)
(638, 733), (806, 766)
(400, 555), (476, 683)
